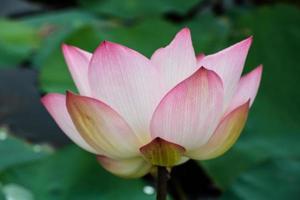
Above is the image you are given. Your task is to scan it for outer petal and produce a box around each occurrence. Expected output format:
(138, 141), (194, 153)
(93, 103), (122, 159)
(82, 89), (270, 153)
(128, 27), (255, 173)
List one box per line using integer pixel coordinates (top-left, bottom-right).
(88, 41), (161, 144)
(198, 37), (252, 107)
(62, 44), (92, 96)
(66, 92), (141, 159)
(41, 93), (97, 154)
(97, 156), (152, 178)
(150, 67), (224, 150)
(151, 28), (197, 95)
(226, 65), (262, 114)
(187, 101), (250, 160)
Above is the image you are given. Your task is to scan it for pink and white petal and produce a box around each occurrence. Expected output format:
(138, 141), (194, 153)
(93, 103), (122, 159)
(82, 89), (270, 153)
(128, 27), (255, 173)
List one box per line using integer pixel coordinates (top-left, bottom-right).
(198, 37), (252, 107)
(66, 92), (141, 159)
(88, 41), (161, 145)
(187, 101), (249, 160)
(196, 53), (205, 62)
(62, 44), (92, 96)
(41, 93), (97, 154)
(97, 156), (152, 178)
(150, 67), (224, 150)
(226, 65), (262, 114)
(151, 28), (197, 94)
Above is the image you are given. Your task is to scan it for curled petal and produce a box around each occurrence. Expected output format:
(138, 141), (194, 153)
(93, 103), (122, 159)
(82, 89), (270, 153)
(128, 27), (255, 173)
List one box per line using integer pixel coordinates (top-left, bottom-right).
(150, 67), (224, 150)
(198, 37), (252, 107)
(151, 28), (197, 94)
(66, 92), (140, 159)
(41, 94), (97, 154)
(62, 44), (92, 96)
(187, 101), (250, 160)
(226, 65), (262, 114)
(88, 41), (161, 144)
(97, 156), (152, 178)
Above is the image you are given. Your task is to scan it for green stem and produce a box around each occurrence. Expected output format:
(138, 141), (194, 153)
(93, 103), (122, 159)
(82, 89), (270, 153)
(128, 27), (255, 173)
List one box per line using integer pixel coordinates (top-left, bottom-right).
(156, 166), (169, 200)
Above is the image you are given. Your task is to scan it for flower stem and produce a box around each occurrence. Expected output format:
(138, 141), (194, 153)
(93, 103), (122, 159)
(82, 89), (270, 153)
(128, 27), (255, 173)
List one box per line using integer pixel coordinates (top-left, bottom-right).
(156, 166), (169, 200)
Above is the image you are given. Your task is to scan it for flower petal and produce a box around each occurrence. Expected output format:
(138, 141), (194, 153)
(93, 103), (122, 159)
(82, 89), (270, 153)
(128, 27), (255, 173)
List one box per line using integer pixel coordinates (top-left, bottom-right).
(226, 65), (262, 114)
(41, 93), (97, 154)
(196, 53), (205, 62)
(66, 92), (141, 159)
(150, 67), (224, 150)
(187, 101), (250, 160)
(88, 41), (161, 144)
(97, 156), (152, 178)
(198, 37), (252, 107)
(62, 44), (92, 96)
(140, 137), (185, 167)
(151, 28), (197, 95)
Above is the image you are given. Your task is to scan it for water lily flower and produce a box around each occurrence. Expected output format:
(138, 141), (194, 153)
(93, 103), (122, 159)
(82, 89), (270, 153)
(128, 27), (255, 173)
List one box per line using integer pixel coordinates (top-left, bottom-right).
(41, 28), (262, 178)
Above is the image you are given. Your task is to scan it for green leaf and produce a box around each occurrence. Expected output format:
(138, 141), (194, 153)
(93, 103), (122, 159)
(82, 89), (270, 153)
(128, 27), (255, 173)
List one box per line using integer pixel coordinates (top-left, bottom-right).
(1, 183), (34, 200)
(22, 9), (105, 70)
(0, 19), (40, 67)
(221, 158), (300, 200)
(0, 128), (50, 172)
(23, 9), (101, 69)
(23, 10), (96, 27)
(38, 24), (106, 93)
(105, 18), (179, 57)
(200, 4), (300, 189)
(78, 0), (200, 19)
(23, 10), (107, 93)
(0, 145), (155, 200)
(186, 13), (230, 54)
(202, 132), (300, 188)
(95, 14), (230, 58)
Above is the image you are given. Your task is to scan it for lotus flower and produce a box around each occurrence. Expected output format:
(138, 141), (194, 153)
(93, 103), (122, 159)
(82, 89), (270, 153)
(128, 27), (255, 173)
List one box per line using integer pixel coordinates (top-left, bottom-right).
(41, 28), (262, 178)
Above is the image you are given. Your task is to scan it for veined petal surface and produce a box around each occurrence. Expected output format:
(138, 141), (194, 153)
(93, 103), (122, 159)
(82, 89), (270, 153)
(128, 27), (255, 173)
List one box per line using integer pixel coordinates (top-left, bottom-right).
(150, 67), (224, 150)
(88, 41), (161, 144)
(151, 28), (197, 95)
(198, 37), (252, 107)
(226, 65), (262, 114)
(66, 92), (141, 159)
(187, 101), (249, 160)
(62, 44), (92, 96)
(41, 93), (97, 154)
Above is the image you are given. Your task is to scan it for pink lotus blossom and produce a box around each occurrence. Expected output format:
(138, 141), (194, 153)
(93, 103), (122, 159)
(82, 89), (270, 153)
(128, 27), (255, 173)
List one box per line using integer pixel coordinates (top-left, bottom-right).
(41, 28), (262, 178)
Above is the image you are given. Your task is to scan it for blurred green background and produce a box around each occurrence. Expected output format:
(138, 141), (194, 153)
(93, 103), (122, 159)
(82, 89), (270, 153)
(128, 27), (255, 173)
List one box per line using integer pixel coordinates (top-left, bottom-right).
(0, 0), (300, 199)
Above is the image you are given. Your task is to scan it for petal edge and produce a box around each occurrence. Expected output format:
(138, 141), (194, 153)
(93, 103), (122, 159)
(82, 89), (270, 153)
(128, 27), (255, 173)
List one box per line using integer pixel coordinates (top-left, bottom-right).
(88, 41), (160, 144)
(41, 93), (97, 154)
(226, 65), (262, 114)
(151, 28), (197, 94)
(198, 37), (253, 107)
(97, 156), (152, 178)
(187, 100), (250, 160)
(66, 91), (140, 159)
(62, 44), (92, 96)
(150, 67), (224, 149)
